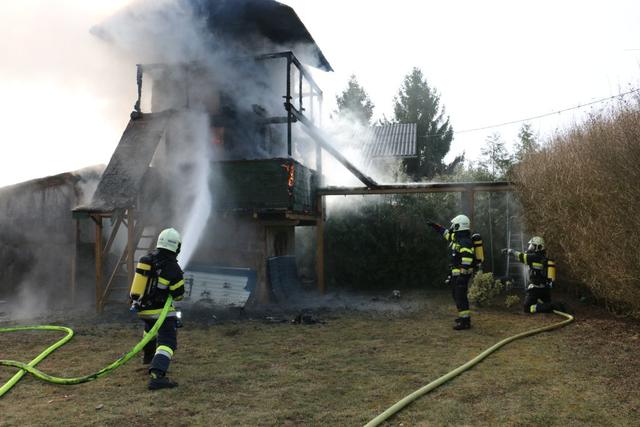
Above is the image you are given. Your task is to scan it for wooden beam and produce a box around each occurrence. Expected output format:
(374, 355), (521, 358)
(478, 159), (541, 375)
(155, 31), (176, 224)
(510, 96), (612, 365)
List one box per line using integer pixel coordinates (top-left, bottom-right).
(71, 218), (79, 306)
(101, 245), (129, 304)
(316, 194), (325, 294)
(127, 209), (135, 286)
(94, 216), (103, 313)
(317, 181), (514, 196)
(466, 190), (476, 227)
(287, 104), (378, 187)
(102, 212), (123, 257)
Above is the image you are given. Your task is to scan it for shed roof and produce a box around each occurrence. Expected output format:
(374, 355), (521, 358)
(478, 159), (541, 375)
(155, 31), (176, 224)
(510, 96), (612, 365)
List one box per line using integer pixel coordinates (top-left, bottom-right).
(73, 112), (171, 213)
(362, 123), (417, 159)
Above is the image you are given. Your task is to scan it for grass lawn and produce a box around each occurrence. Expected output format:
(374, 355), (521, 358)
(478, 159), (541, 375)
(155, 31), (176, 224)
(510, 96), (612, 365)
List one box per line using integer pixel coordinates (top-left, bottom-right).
(1, 290), (639, 426)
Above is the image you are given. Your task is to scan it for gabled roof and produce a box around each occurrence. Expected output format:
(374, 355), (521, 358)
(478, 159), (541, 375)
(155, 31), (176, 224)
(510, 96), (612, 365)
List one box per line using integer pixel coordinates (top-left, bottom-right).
(363, 123), (417, 159)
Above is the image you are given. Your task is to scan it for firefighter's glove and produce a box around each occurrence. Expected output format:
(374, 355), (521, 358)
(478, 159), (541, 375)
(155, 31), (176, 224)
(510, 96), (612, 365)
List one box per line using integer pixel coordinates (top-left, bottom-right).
(501, 248), (514, 255)
(427, 220), (440, 231)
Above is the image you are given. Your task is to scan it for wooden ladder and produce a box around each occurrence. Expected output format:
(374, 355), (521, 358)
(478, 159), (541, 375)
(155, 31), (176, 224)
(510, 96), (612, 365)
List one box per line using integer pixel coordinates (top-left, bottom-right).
(98, 208), (157, 312)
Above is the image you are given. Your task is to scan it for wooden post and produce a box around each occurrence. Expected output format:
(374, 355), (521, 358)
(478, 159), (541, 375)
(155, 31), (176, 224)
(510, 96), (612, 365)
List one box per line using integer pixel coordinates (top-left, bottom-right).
(95, 216), (103, 313)
(466, 189), (476, 227)
(70, 218), (79, 306)
(127, 209), (135, 286)
(316, 195), (325, 294)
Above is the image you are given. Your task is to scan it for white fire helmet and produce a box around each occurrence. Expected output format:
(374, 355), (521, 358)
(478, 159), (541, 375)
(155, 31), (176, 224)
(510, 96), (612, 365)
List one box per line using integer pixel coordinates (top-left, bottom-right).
(528, 236), (545, 252)
(450, 214), (470, 231)
(157, 228), (182, 254)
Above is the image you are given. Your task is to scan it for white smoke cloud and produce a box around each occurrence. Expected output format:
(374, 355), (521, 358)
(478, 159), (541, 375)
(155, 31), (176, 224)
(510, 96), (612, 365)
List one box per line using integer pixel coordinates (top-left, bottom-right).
(0, 0), (136, 187)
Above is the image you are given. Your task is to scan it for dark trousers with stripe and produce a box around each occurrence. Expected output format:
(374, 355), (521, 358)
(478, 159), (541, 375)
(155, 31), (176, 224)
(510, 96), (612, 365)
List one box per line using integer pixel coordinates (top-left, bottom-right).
(523, 287), (553, 313)
(451, 274), (471, 315)
(143, 317), (178, 376)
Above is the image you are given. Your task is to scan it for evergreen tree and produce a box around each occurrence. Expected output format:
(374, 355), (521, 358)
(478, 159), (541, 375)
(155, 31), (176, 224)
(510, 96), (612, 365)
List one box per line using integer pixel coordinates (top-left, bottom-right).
(335, 75), (375, 125)
(479, 133), (513, 179)
(393, 67), (454, 179)
(514, 122), (539, 162)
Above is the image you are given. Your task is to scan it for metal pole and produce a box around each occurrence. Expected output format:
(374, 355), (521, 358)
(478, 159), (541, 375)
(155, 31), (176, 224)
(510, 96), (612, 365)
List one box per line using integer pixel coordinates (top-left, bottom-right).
(299, 64), (303, 111)
(286, 54), (292, 157)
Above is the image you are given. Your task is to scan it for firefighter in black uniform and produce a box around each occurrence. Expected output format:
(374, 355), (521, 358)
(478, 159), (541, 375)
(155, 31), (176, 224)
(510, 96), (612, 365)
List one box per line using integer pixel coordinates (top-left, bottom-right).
(503, 236), (565, 314)
(428, 214), (478, 330)
(135, 227), (185, 390)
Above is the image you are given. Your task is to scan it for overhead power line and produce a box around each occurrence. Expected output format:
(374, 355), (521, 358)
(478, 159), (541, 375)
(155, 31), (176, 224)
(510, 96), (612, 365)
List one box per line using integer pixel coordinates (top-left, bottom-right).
(454, 87), (640, 135)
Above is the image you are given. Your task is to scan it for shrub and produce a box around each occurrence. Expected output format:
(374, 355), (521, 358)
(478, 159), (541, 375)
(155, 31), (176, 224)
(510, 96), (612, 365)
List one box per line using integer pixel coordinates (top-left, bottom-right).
(468, 272), (510, 306)
(505, 294), (521, 309)
(513, 96), (640, 317)
(324, 193), (457, 290)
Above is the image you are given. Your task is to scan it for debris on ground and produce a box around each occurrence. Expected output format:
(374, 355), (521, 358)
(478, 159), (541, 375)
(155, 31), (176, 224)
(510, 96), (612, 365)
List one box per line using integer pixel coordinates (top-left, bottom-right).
(291, 312), (325, 325)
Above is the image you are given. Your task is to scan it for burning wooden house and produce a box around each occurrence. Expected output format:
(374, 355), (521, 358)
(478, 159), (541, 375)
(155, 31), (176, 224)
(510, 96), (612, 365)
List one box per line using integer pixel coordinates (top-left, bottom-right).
(72, 0), (381, 311)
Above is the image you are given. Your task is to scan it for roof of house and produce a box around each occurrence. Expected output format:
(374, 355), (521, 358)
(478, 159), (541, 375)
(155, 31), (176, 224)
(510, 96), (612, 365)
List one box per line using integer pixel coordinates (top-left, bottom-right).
(93, 0), (333, 72)
(362, 123), (417, 159)
(194, 0), (333, 71)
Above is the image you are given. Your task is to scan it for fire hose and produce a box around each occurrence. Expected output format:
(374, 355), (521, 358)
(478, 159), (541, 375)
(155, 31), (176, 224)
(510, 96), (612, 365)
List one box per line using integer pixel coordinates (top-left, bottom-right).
(364, 310), (574, 427)
(0, 296), (173, 397)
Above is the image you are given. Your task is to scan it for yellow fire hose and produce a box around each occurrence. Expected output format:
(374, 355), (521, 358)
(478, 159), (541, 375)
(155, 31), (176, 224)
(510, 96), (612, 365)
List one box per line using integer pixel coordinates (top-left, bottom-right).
(0, 296), (172, 397)
(364, 310), (574, 427)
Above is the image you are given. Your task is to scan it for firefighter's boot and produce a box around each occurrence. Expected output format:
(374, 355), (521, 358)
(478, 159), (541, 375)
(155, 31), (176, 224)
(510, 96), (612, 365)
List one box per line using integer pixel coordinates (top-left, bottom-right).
(453, 317), (471, 330)
(148, 371), (178, 390)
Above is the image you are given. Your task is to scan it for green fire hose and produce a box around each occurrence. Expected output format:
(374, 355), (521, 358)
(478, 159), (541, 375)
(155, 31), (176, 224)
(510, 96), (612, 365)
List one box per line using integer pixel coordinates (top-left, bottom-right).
(0, 296), (173, 397)
(364, 310), (574, 427)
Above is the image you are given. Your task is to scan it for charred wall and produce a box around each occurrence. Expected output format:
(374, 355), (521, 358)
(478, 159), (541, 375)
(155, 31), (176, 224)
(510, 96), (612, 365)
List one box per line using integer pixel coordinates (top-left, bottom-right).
(0, 168), (102, 313)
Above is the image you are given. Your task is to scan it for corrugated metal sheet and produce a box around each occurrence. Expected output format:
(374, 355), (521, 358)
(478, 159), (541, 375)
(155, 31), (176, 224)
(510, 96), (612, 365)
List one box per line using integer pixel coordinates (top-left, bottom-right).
(183, 265), (256, 307)
(362, 123), (417, 159)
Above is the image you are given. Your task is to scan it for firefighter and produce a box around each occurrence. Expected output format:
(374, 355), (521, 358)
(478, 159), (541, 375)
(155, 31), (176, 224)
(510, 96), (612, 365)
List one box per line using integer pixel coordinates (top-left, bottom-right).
(135, 227), (185, 390)
(427, 214), (477, 330)
(502, 236), (566, 314)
